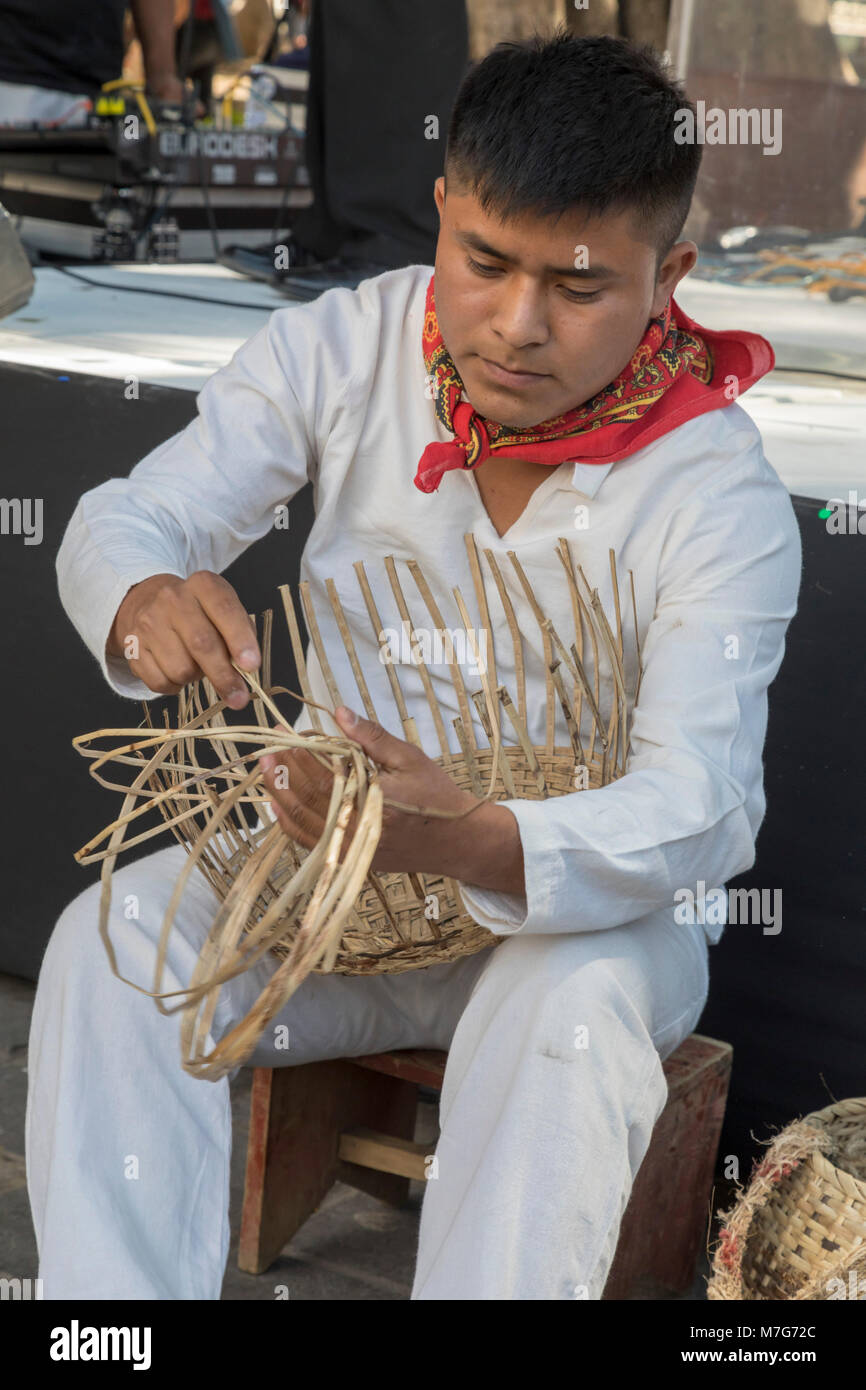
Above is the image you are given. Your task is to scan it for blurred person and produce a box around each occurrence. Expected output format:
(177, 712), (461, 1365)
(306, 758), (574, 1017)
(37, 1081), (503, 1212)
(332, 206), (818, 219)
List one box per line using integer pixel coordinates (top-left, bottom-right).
(0, 0), (182, 128)
(172, 0), (243, 106)
(224, 0), (470, 294)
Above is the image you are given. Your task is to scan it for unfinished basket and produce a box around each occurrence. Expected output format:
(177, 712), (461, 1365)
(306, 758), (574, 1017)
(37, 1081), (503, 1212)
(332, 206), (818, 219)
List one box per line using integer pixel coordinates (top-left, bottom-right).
(707, 1098), (866, 1300)
(74, 533), (640, 1078)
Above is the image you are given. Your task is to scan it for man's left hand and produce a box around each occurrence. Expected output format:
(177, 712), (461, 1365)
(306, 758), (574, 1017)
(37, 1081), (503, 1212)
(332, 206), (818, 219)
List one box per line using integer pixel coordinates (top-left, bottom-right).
(259, 706), (486, 877)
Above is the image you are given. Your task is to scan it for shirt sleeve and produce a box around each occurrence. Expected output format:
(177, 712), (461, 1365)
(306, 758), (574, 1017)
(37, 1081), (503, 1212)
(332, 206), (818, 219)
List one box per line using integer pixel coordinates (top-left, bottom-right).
(455, 451), (803, 935)
(55, 291), (368, 700)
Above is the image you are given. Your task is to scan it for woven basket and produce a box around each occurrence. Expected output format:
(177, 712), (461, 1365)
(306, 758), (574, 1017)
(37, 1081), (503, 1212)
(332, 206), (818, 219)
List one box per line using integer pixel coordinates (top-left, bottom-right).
(707, 1098), (866, 1300)
(205, 743), (613, 975)
(74, 532), (639, 1077)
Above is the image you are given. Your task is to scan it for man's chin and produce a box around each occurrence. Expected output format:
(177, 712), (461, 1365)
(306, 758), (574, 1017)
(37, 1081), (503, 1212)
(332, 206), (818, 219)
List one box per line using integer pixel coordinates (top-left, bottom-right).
(472, 403), (552, 430)
(460, 366), (572, 428)
(463, 384), (552, 430)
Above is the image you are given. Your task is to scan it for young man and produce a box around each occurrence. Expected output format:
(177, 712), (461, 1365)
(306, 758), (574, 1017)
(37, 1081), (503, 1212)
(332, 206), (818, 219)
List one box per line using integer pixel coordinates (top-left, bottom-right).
(29, 32), (801, 1300)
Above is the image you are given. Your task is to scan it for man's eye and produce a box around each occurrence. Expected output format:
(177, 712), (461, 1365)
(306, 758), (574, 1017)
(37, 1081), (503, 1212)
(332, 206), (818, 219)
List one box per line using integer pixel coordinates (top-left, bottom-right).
(467, 256), (501, 276)
(467, 257), (600, 302)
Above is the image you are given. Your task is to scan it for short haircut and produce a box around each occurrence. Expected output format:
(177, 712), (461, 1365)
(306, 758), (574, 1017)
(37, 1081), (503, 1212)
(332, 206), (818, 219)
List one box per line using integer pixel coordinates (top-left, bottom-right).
(444, 29), (701, 267)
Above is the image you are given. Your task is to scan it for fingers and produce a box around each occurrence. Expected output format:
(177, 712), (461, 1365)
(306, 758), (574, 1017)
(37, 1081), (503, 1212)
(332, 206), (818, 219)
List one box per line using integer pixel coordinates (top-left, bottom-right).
(129, 572), (260, 709)
(126, 648), (184, 696)
(262, 774), (326, 851)
(268, 790), (354, 863)
(135, 625), (203, 691)
(260, 747), (332, 816)
(259, 743), (356, 856)
(333, 706), (418, 771)
(192, 572), (261, 672)
(285, 747), (335, 817)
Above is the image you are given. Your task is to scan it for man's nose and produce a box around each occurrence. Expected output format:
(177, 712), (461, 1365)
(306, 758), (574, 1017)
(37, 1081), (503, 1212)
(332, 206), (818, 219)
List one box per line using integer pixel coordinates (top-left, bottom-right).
(489, 278), (550, 346)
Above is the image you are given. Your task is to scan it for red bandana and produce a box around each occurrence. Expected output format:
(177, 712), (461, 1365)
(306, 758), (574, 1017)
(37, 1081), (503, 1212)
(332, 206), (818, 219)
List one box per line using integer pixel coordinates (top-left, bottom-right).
(415, 273), (774, 494)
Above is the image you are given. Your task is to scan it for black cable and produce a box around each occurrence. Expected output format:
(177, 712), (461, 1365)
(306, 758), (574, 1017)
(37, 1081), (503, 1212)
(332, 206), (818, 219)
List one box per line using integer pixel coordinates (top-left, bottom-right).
(140, 183), (177, 256)
(246, 1), (296, 247)
(269, 161), (296, 246)
(176, 0), (221, 263)
(130, 180), (166, 258)
(176, 39), (221, 263)
(46, 261), (276, 310)
(195, 139), (222, 261)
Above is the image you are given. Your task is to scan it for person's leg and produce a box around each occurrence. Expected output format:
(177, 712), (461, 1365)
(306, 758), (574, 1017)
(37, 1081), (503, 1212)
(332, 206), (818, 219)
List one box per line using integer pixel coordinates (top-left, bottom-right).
(286, 0), (346, 261)
(176, 19), (222, 108)
(26, 841), (494, 1299)
(290, 0), (469, 267)
(411, 911), (711, 1300)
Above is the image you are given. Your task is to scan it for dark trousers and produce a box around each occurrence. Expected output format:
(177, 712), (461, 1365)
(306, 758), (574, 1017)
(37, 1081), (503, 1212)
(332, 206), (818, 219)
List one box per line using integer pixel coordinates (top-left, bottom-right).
(291, 0), (469, 267)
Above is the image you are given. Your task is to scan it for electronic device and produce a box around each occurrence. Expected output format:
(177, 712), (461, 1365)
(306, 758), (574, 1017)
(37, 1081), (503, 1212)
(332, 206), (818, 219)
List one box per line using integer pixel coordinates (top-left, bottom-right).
(0, 102), (312, 262)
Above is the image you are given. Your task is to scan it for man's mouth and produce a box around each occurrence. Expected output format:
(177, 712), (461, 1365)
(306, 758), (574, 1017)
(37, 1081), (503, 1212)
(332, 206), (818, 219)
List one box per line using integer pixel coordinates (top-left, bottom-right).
(478, 356), (549, 389)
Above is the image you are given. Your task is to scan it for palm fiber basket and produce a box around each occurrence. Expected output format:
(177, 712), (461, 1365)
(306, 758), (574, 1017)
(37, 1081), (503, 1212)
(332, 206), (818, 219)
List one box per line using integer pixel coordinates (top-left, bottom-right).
(707, 1098), (866, 1299)
(74, 533), (640, 1079)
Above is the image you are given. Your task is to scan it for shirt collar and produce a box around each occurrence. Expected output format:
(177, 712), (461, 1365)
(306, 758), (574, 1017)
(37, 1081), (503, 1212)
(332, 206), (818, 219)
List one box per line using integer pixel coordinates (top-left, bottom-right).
(566, 460), (615, 499)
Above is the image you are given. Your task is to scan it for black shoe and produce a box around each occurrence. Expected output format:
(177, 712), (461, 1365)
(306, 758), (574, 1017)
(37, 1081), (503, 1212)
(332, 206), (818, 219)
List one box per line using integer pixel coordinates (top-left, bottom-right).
(218, 237), (322, 284)
(273, 254), (392, 301)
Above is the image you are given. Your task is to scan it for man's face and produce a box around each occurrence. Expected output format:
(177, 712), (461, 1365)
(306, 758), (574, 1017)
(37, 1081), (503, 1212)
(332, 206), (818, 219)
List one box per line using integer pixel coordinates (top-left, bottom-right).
(432, 176), (696, 428)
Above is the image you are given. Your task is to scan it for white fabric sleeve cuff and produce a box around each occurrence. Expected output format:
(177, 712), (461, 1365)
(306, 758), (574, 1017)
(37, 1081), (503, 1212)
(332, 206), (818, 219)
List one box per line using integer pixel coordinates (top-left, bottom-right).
(455, 879), (529, 935)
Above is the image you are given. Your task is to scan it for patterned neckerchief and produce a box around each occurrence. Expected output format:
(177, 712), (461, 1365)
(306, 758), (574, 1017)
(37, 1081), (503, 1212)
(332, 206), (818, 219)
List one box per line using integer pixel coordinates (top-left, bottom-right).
(416, 271), (716, 494)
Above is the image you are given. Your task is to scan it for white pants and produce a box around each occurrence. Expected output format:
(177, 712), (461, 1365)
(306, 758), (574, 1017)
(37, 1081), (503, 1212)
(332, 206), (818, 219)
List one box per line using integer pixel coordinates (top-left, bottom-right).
(0, 80), (91, 128)
(25, 842), (710, 1300)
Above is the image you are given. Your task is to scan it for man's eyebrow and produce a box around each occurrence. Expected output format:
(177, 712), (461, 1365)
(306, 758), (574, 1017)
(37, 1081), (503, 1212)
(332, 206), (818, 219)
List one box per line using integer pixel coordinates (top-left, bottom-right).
(456, 229), (622, 280)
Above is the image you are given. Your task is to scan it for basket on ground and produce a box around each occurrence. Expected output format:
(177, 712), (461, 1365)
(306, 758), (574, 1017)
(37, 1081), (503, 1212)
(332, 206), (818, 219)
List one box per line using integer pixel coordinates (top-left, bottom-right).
(707, 1098), (866, 1300)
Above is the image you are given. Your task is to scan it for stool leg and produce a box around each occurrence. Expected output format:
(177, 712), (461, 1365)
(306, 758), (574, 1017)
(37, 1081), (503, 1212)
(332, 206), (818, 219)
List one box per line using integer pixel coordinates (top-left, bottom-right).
(239, 1061), (419, 1275)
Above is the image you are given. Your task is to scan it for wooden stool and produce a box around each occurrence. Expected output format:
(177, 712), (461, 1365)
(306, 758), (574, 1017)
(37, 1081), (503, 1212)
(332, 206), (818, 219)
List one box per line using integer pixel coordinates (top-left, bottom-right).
(239, 1032), (732, 1297)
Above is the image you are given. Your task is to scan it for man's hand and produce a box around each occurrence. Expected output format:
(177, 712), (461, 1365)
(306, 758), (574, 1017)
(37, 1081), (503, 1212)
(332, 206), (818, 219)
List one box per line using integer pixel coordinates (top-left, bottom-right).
(146, 72), (185, 103)
(259, 706), (526, 892)
(106, 571), (261, 709)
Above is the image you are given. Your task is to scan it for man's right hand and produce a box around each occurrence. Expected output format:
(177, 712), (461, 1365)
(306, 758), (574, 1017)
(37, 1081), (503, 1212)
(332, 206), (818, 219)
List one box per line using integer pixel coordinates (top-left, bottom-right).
(106, 571), (261, 710)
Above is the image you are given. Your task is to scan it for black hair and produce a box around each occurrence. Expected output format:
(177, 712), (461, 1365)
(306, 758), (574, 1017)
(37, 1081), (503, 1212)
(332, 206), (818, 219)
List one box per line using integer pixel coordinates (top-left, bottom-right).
(444, 29), (701, 267)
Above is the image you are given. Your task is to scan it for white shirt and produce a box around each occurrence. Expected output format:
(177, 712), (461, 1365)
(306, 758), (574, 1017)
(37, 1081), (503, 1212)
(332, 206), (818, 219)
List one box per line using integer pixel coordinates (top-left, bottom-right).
(56, 263), (803, 945)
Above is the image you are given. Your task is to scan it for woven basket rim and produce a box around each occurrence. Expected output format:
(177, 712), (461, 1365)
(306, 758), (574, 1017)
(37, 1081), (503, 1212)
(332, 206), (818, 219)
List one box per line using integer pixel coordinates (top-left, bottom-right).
(799, 1097), (866, 1197)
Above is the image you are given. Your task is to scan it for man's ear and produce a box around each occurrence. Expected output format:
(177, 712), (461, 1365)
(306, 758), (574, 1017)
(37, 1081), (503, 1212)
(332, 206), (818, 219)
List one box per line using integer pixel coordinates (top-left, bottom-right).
(651, 240), (698, 317)
(434, 175), (445, 220)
